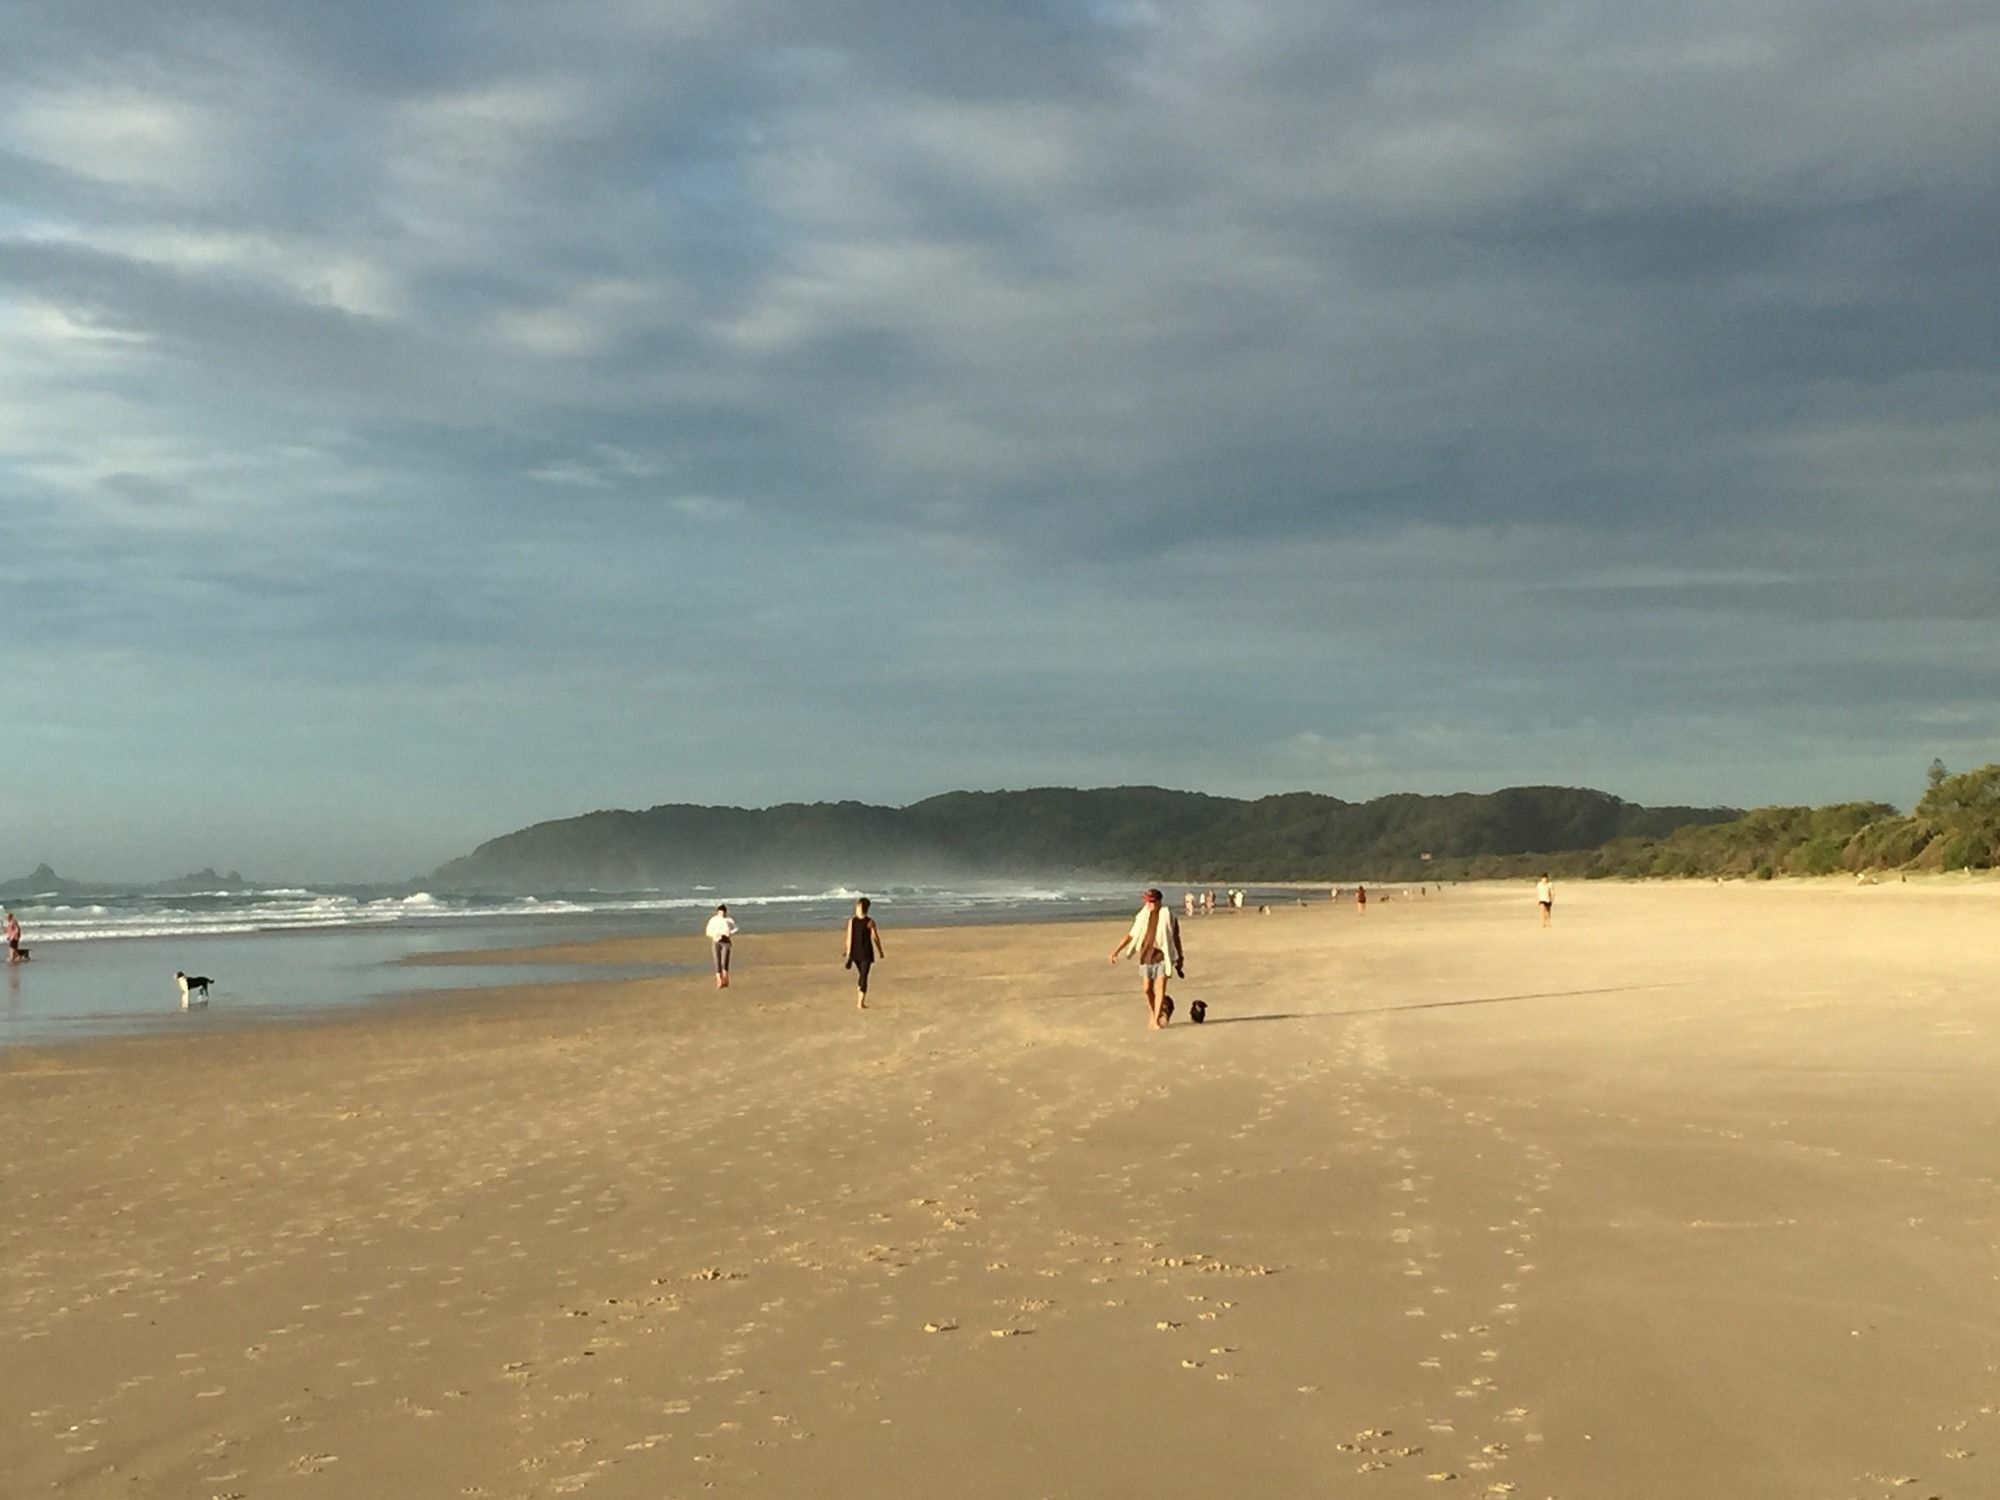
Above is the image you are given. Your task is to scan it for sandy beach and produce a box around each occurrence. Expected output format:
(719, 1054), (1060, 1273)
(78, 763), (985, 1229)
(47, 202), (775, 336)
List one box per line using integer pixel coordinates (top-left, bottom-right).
(6, 879), (2000, 1498)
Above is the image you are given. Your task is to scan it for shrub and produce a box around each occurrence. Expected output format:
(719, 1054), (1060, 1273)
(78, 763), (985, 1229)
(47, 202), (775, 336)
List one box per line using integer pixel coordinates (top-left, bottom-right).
(1939, 831), (1992, 871)
(1842, 816), (1932, 870)
(1785, 837), (1844, 876)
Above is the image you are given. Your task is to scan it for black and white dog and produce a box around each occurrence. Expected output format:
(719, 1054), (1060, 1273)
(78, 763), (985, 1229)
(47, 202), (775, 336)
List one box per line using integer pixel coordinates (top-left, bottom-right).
(175, 970), (212, 1008)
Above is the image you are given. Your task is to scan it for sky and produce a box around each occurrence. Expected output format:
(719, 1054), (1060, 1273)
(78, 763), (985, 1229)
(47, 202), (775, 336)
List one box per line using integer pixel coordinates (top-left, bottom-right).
(2, 0), (1997, 882)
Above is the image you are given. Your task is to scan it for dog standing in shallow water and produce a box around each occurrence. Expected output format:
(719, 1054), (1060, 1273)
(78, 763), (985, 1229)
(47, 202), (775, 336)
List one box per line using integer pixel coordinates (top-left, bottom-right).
(175, 971), (211, 1009)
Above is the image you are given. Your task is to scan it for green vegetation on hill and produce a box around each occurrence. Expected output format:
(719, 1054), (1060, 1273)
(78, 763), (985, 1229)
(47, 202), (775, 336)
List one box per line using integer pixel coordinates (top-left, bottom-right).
(1536, 762), (2000, 881)
(429, 784), (1738, 889)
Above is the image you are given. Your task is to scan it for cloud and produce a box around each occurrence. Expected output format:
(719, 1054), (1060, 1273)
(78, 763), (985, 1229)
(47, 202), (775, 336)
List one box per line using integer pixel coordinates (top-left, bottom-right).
(4, 87), (225, 195)
(0, 0), (1995, 876)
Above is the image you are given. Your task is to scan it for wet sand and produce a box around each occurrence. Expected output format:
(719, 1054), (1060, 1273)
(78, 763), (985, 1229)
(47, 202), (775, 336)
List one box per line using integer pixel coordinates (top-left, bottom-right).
(5, 879), (2000, 1499)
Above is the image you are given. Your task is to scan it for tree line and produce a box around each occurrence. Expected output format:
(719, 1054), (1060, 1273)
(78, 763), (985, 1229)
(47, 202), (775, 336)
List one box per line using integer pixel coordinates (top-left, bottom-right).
(1514, 761), (2000, 882)
(431, 765), (2000, 890)
(429, 783), (1737, 888)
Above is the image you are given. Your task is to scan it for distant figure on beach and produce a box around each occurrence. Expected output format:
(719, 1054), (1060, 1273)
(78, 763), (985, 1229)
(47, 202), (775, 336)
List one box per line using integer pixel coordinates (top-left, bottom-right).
(4, 910), (21, 963)
(1183, 891), (1196, 917)
(1354, 885), (1367, 911)
(843, 897), (884, 1010)
(1109, 887), (1184, 1030)
(1536, 874), (1554, 928)
(1203, 888), (1215, 916)
(705, 904), (738, 988)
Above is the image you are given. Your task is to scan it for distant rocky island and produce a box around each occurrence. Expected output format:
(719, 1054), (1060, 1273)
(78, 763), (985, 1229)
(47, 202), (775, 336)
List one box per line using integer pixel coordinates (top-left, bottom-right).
(0, 864), (258, 898)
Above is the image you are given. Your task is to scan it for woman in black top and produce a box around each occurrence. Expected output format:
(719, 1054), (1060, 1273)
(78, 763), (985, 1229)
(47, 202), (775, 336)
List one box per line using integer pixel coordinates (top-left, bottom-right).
(843, 897), (884, 1010)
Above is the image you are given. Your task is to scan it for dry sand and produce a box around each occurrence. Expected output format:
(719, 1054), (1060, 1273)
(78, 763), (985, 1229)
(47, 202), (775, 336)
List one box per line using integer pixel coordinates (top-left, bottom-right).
(5, 879), (2000, 1499)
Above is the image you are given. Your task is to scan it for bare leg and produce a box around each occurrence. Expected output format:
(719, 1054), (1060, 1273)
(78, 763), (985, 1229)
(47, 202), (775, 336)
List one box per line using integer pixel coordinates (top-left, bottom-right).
(1145, 974), (1168, 1028)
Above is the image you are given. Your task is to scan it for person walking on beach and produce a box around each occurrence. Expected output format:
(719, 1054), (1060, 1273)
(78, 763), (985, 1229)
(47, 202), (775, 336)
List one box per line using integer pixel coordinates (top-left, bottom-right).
(1109, 887), (1184, 1030)
(4, 910), (21, 964)
(1535, 874), (1554, 929)
(843, 897), (884, 1010)
(705, 904), (738, 987)
(1354, 884), (1367, 912)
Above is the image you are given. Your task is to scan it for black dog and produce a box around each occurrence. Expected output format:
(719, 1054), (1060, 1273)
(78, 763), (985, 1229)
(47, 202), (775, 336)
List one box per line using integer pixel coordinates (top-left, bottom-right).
(175, 970), (212, 1007)
(1189, 999), (1208, 1024)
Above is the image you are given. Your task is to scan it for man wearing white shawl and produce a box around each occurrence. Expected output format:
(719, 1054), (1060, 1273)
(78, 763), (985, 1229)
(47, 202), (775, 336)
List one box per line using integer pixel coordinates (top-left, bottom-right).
(1108, 887), (1185, 1029)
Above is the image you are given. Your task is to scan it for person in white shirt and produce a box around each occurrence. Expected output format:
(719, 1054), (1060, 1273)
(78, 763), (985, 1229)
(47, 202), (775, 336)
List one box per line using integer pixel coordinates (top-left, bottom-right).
(1108, 887), (1185, 1030)
(1535, 875), (1554, 928)
(705, 904), (739, 987)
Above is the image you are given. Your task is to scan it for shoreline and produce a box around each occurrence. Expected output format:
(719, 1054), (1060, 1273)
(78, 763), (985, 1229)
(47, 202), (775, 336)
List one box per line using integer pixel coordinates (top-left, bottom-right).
(7, 871), (1990, 1058)
(10, 869), (1987, 1039)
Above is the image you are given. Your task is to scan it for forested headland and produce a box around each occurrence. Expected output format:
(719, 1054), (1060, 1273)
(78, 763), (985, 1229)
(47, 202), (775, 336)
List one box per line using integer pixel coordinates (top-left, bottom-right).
(430, 763), (2000, 890)
(429, 784), (1732, 889)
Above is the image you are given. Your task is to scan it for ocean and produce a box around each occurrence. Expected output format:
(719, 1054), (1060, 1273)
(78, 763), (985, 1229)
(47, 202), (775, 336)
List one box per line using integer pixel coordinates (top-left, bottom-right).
(0, 880), (1184, 1047)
